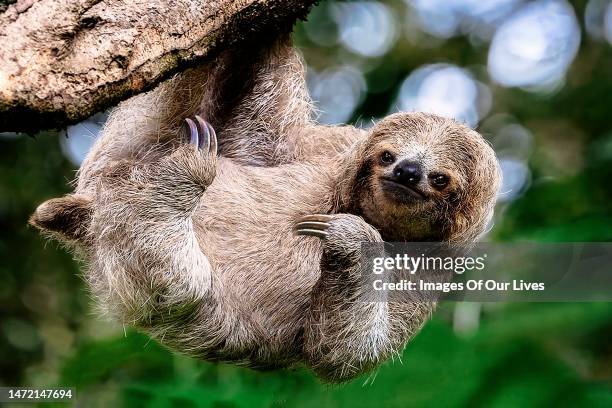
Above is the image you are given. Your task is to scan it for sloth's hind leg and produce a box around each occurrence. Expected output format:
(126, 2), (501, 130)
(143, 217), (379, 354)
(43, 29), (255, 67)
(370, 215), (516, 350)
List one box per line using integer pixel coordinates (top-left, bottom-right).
(90, 119), (260, 358)
(92, 116), (219, 318)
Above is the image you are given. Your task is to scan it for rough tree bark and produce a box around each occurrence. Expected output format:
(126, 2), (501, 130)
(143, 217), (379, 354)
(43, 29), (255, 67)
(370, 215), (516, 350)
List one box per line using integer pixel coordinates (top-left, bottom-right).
(0, 0), (317, 133)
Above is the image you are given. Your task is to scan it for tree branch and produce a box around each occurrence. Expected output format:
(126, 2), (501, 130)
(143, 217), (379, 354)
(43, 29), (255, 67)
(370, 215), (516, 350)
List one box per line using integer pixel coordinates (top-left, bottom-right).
(0, 0), (317, 132)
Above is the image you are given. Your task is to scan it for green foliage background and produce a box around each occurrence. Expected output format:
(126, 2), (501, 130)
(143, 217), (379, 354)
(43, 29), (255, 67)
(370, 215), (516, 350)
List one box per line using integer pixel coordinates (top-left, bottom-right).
(1, 0), (611, 406)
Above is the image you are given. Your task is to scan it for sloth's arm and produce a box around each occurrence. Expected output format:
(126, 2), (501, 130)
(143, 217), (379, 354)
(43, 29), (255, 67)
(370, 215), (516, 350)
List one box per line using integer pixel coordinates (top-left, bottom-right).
(205, 35), (316, 165)
(296, 214), (432, 383)
(88, 121), (261, 357)
(78, 34), (314, 195)
(78, 34), (359, 195)
(210, 35), (363, 163)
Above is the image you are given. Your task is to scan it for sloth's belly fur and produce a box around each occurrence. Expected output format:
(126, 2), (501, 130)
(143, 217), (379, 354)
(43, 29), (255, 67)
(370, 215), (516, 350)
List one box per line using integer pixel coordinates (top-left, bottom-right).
(192, 159), (334, 339)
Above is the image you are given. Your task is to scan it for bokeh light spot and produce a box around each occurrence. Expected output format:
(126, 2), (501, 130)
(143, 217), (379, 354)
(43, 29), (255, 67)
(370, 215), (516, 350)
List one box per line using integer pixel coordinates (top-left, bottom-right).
(309, 66), (367, 125)
(585, 0), (612, 44)
(405, 0), (523, 41)
(395, 64), (489, 128)
(488, 0), (580, 91)
(332, 1), (399, 57)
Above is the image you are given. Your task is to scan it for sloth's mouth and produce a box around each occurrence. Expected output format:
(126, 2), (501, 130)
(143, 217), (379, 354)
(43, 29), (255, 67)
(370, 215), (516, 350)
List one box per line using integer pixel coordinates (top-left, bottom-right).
(380, 178), (427, 203)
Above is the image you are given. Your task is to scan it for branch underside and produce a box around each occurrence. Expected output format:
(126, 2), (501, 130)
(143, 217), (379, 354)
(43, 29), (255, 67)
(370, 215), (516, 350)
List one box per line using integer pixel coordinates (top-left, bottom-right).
(0, 0), (317, 132)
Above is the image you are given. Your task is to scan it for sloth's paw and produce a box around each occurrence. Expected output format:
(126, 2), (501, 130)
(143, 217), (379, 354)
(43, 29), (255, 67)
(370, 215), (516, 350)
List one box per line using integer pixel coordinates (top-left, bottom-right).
(160, 116), (218, 189)
(295, 214), (382, 265)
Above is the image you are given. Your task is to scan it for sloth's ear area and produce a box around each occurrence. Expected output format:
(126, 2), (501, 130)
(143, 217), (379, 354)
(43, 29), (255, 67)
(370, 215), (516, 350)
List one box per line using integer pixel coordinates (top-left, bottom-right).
(29, 194), (93, 243)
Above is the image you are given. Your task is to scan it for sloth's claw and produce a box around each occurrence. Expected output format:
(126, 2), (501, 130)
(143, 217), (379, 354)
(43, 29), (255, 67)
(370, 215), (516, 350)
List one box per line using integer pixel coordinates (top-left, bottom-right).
(185, 117), (199, 146)
(185, 116), (218, 156)
(296, 221), (329, 230)
(296, 229), (328, 239)
(199, 115), (218, 156)
(297, 214), (334, 223)
(294, 214), (334, 239)
(194, 115), (210, 152)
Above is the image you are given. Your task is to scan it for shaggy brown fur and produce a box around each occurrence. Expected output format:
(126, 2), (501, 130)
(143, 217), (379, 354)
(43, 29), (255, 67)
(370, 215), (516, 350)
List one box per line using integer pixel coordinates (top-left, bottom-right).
(30, 35), (501, 383)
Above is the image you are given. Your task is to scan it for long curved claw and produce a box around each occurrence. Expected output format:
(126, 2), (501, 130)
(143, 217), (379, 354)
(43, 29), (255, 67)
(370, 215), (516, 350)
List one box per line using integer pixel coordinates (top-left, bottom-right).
(295, 221), (329, 230)
(194, 115), (210, 152)
(185, 118), (199, 146)
(206, 121), (218, 156)
(296, 230), (328, 239)
(297, 214), (334, 222)
(294, 214), (334, 239)
(195, 115), (218, 156)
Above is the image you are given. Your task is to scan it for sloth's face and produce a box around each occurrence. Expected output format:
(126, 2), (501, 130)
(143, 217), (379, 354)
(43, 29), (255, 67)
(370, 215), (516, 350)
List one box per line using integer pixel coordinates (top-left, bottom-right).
(355, 112), (501, 242)
(370, 132), (464, 209)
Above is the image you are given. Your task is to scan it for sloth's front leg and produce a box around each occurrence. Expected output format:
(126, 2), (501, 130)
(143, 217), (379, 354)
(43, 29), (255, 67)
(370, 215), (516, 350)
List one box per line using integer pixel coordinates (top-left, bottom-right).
(296, 215), (435, 383)
(295, 214), (397, 382)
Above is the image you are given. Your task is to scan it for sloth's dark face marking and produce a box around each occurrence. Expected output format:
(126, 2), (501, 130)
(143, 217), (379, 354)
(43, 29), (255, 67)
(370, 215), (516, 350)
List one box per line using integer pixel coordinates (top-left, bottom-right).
(377, 155), (454, 205)
(370, 145), (461, 213)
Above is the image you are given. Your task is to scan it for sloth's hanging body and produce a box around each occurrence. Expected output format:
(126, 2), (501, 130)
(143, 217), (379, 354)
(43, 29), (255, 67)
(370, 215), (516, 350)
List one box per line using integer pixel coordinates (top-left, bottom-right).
(30, 35), (500, 382)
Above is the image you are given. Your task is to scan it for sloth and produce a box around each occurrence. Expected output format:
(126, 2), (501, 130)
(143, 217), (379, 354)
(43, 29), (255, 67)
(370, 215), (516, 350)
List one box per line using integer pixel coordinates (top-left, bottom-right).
(30, 35), (501, 382)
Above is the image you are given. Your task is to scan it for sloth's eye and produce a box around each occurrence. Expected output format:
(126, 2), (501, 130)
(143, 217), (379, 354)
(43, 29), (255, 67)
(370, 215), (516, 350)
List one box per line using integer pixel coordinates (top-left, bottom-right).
(380, 151), (395, 165)
(430, 174), (450, 189)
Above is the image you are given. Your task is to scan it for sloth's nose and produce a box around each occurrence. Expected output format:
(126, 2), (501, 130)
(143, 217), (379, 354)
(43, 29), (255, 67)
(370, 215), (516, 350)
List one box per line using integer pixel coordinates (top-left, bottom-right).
(393, 160), (423, 186)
